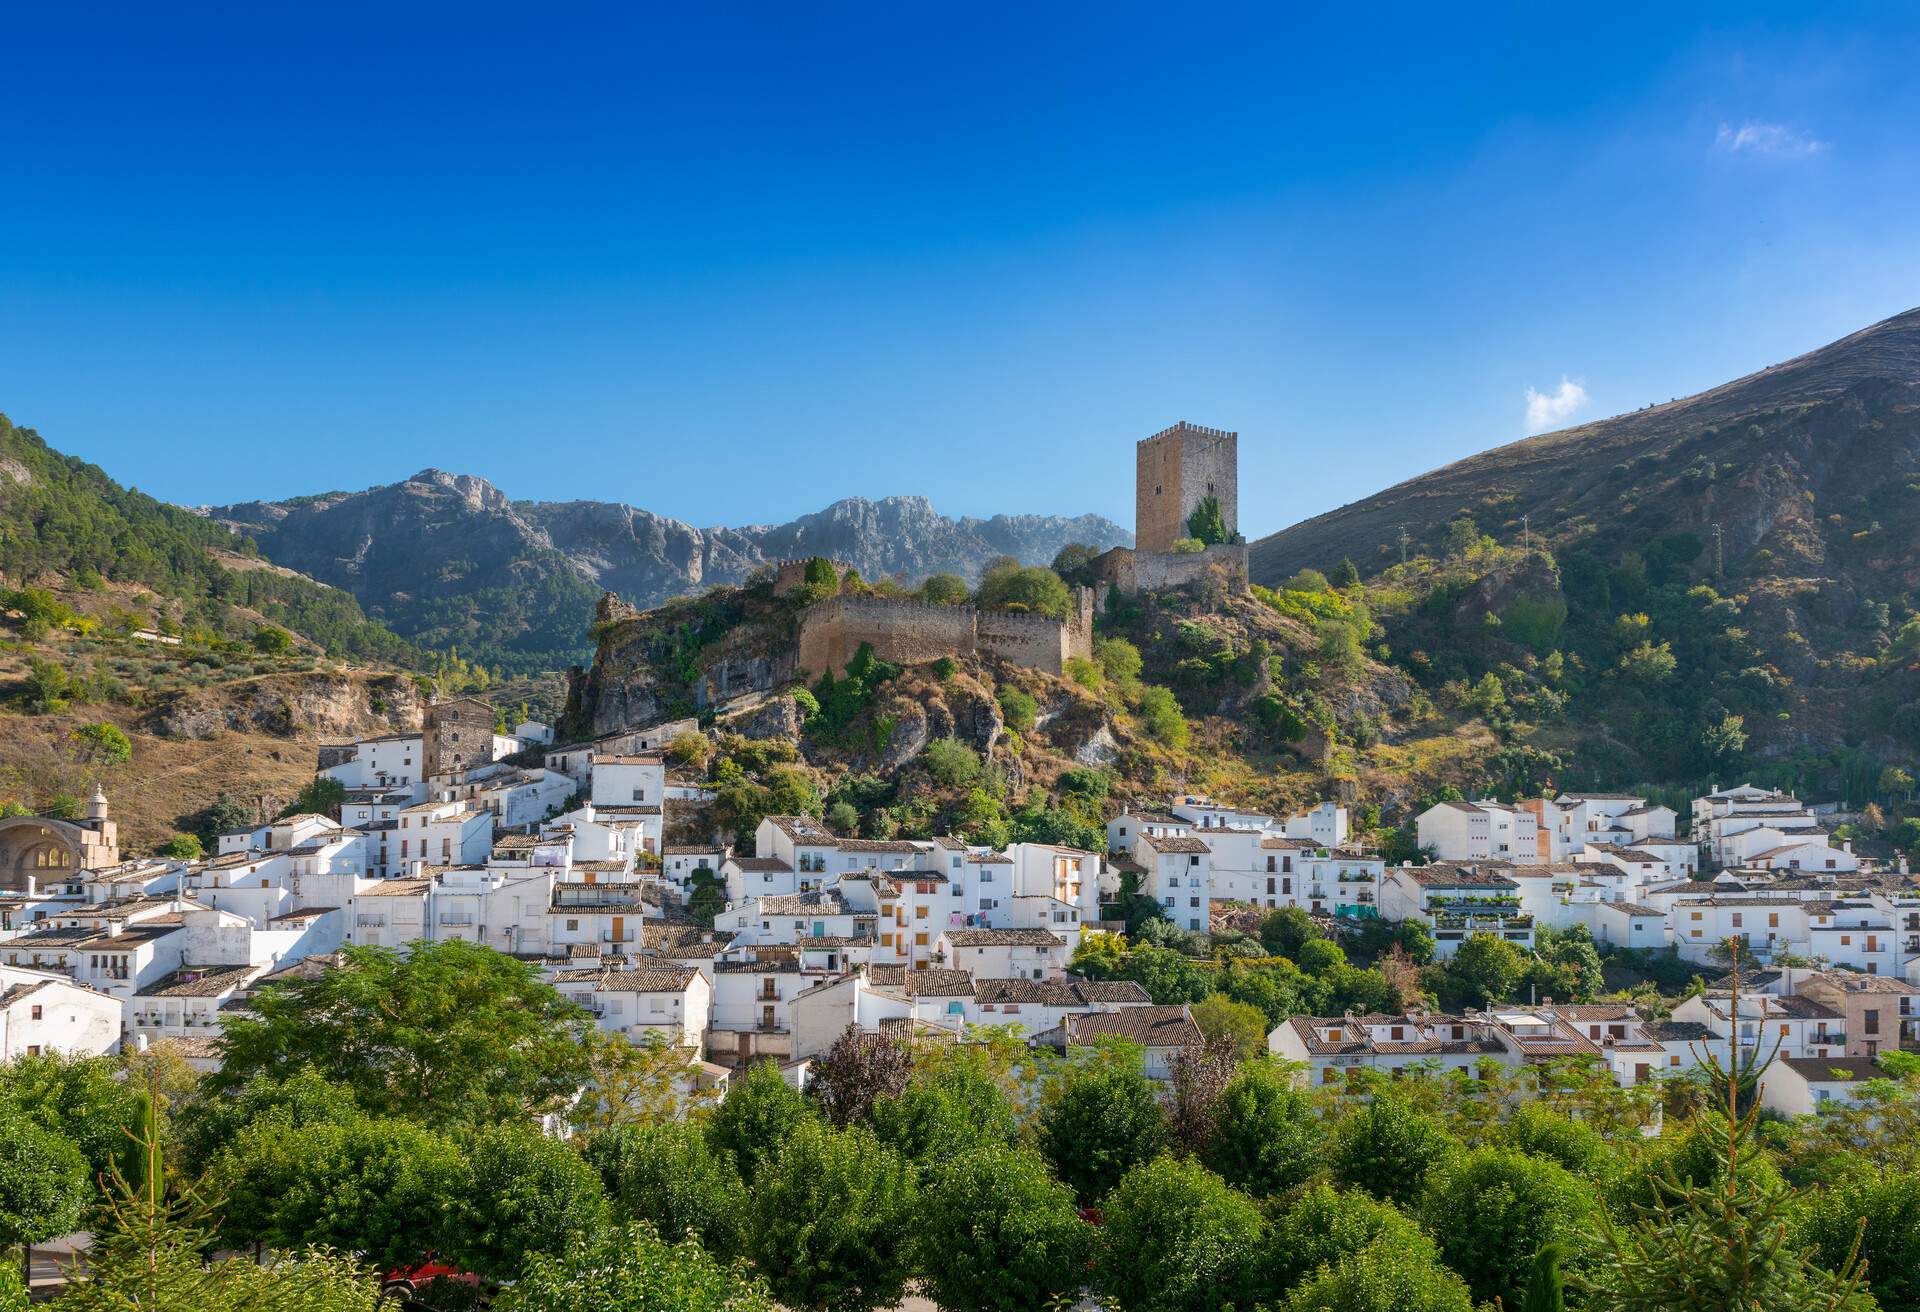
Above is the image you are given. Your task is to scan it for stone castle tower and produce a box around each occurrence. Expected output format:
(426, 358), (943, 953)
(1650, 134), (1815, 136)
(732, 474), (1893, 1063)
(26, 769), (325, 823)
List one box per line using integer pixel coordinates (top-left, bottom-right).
(1135, 421), (1238, 553)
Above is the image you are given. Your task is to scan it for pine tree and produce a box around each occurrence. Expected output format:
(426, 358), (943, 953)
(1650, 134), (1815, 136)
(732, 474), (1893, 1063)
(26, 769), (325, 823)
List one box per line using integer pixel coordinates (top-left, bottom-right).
(1332, 556), (1361, 588)
(1582, 947), (1873, 1311)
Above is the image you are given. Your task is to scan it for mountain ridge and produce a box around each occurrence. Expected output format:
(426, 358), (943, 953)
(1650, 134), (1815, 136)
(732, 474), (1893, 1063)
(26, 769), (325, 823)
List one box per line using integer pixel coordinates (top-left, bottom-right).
(1251, 304), (1920, 583)
(208, 472), (1131, 673)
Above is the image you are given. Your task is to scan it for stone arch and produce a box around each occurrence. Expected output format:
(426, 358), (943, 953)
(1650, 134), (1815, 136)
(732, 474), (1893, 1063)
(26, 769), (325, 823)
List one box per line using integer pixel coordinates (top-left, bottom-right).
(0, 817), (84, 891)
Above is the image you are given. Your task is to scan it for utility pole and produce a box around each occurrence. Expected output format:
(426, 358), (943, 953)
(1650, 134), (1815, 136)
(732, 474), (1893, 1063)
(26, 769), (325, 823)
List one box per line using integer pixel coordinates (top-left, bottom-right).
(1712, 523), (1725, 578)
(1396, 524), (1410, 566)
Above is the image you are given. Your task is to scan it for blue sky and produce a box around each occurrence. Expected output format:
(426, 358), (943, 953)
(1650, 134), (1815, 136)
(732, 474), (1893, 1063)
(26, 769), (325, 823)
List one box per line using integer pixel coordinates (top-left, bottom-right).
(4, 4), (1919, 538)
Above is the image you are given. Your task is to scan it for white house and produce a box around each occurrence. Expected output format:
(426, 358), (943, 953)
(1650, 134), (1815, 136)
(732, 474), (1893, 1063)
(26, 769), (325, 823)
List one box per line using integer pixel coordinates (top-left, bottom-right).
(0, 967), (122, 1057)
(936, 927), (1070, 980)
(1137, 832), (1213, 932)
(1761, 1056), (1887, 1118)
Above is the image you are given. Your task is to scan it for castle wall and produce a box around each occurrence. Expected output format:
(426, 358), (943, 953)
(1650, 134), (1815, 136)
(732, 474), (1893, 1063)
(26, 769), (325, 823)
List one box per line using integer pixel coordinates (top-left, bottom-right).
(795, 590), (1094, 682)
(1093, 543), (1249, 596)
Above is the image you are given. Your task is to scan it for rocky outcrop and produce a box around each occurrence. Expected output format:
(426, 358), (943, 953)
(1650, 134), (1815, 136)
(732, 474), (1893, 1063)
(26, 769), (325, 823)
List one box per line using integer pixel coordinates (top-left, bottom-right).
(143, 672), (423, 741)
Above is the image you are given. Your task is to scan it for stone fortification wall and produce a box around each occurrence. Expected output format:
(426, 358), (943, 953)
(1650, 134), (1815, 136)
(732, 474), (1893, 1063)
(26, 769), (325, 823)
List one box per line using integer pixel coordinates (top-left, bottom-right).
(1093, 543), (1249, 595)
(797, 589), (1094, 681)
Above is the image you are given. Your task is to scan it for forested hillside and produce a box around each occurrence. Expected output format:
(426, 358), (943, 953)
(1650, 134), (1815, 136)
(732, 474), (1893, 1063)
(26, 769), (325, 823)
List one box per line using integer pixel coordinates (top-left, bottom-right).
(0, 413), (427, 667)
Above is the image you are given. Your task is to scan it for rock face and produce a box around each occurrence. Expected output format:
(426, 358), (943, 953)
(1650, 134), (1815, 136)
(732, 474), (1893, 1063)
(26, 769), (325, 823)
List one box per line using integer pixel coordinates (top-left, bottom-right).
(207, 473), (1129, 670)
(143, 672), (424, 742)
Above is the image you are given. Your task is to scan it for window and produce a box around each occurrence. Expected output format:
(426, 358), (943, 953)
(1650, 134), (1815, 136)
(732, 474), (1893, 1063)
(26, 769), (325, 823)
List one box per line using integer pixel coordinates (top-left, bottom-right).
(1865, 1009), (1880, 1036)
(29, 1005), (41, 1021)
(915, 906), (928, 920)
(914, 932), (928, 946)
(1189, 855), (1201, 866)
(567, 919), (578, 930)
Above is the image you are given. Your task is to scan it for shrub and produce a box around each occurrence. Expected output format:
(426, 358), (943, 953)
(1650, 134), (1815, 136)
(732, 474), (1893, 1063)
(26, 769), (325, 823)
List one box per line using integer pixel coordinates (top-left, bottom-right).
(923, 737), (981, 786)
(1138, 686), (1188, 748)
(996, 686), (1037, 733)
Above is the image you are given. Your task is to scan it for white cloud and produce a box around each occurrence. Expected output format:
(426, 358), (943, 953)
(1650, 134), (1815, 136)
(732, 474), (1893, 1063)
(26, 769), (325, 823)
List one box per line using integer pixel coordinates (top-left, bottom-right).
(1524, 377), (1589, 434)
(1714, 120), (1828, 159)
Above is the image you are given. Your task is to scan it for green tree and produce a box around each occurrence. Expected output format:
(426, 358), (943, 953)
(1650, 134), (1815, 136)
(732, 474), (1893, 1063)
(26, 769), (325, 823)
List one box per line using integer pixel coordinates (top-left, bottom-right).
(1418, 1147), (1594, 1307)
(0, 1111), (88, 1285)
(746, 1121), (916, 1312)
(1617, 640), (1677, 685)
(1798, 1169), (1920, 1312)
(1282, 1236), (1474, 1312)
(1189, 995), (1268, 1059)
(449, 1126), (607, 1282)
(706, 1061), (814, 1185)
(798, 558), (840, 605)
(156, 833), (202, 860)
(68, 722), (131, 767)
(0, 1052), (144, 1192)
(1097, 1155), (1265, 1312)
(914, 1145), (1090, 1312)
(871, 1058), (1019, 1170)
(1036, 1048), (1167, 1201)
(598, 1122), (749, 1262)
(1502, 1103), (1609, 1177)
(281, 774), (347, 820)
(825, 800), (860, 835)
(251, 625), (293, 656)
(1523, 1243), (1568, 1312)
(1186, 496), (1230, 546)
(498, 1223), (778, 1312)
(1265, 1184), (1441, 1290)
(207, 1112), (469, 1270)
(1445, 515), (1479, 557)
(1203, 1059), (1325, 1197)
(1122, 944), (1214, 1005)
(923, 737), (982, 786)
(212, 940), (593, 1128)
(1138, 686), (1189, 748)
(1332, 557), (1361, 588)
(1442, 932), (1526, 1008)
(1329, 1095), (1459, 1205)
(1260, 904), (1321, 959)
(920, 573), (970, 605)
(973, 562), (1072, 619)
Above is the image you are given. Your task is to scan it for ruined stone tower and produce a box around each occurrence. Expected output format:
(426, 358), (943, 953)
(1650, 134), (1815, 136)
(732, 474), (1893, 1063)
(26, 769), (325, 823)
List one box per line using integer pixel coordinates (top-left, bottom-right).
(1135, 421), (1238, 553)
